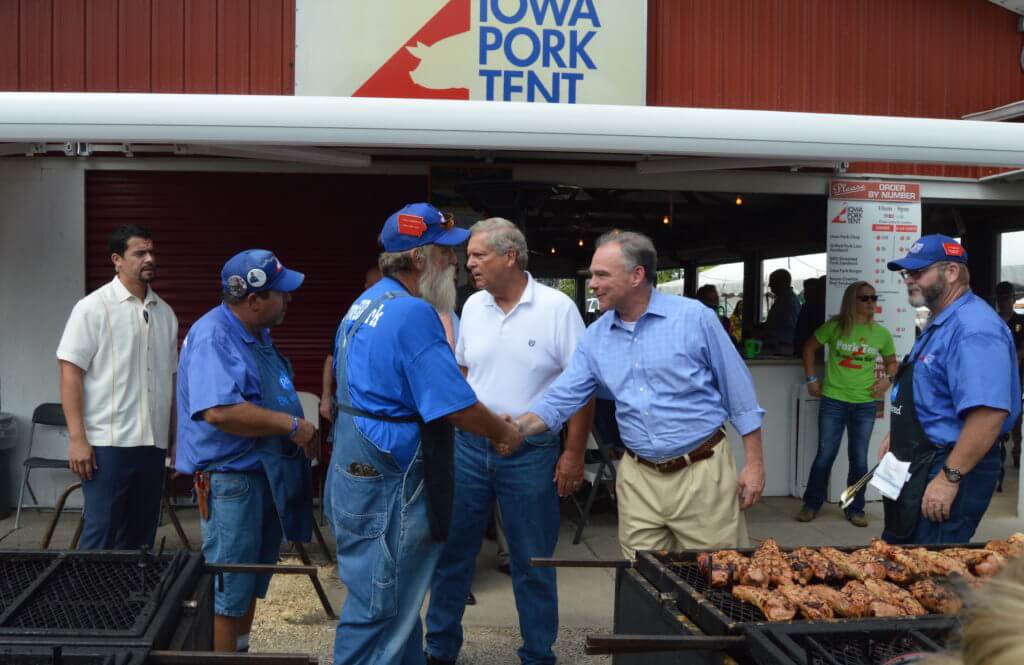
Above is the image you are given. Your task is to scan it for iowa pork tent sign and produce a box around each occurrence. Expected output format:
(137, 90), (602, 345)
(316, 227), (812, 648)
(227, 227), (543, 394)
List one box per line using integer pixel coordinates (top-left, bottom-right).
(296, 0), (647, 105)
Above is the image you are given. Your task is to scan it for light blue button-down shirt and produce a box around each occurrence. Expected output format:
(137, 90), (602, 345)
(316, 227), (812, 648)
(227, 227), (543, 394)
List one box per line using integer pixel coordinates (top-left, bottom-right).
(529, 289), (765, 462)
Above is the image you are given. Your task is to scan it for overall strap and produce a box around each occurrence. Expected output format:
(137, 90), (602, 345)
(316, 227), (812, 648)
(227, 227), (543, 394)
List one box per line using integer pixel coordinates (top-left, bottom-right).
(336, 290), (419, 424)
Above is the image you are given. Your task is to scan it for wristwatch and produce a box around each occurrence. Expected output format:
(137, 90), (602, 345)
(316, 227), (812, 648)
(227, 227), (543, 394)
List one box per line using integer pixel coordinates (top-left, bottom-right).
(805, 375), (819, 384)
(942, 464), (963, 483)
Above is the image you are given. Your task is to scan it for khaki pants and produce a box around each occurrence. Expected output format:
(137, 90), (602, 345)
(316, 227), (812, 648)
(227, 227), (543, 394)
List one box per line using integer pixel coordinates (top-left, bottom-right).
(616, 441), (749, 558)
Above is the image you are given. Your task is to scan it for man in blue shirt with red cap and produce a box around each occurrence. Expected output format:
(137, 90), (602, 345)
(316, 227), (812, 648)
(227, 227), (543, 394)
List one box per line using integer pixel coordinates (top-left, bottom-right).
(176, 249), (318, 653)
(327, 202), (523, 665)
(881, 234), (1021, 544)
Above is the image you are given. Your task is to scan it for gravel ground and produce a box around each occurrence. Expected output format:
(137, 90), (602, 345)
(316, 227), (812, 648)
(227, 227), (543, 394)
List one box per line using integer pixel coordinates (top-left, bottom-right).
(250, 558), (611, 664)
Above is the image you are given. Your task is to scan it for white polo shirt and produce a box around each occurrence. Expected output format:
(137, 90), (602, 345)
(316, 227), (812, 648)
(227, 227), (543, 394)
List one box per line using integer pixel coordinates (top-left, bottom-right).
(456, 274), (584, 415)
(57, 276), (178, 448)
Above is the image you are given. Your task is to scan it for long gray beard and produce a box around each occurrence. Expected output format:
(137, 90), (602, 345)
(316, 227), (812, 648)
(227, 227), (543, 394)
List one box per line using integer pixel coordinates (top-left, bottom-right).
(420, 264), (456, 313)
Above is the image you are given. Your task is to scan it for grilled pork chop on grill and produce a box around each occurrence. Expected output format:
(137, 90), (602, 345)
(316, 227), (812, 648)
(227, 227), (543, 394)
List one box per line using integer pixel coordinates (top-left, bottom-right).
(906, 547), (973, 578)
(908, 578), (963, 615)
(841, 580), (904, 617)
(776, 584), (834, 620)
(731, 584), (797, 621)
(984, 533), (1024, 558)
(804, 583), (869, 618)
(863, 578), (928, 616)
(815, 549), (872, 577)
(851, 548), (904, 582)
(698, 550), (751, 587)
(790, 547), (843, 584)
(784, 552), (813, 585)
(744, 538), (793, 587)
(943, 548), (1006, 577)
(871, 539), (927, 578)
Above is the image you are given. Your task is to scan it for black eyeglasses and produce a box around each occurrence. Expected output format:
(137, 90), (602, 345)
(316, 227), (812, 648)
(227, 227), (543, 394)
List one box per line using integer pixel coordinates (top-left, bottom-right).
(857, 295), (879, 303)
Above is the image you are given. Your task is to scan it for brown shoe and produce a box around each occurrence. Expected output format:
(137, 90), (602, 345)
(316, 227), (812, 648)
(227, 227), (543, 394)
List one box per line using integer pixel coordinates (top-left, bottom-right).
(847, 513), (868, 528)
(796, 506), (817, 522)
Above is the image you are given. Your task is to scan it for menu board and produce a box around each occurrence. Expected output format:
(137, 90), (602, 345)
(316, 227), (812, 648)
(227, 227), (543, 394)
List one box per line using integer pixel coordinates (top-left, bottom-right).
(826, 181), (921, 359)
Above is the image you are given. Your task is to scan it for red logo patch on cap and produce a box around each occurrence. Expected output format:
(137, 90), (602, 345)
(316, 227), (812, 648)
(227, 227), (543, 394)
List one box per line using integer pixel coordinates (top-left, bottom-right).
(942, 243), (964, 257)
(397, 214), (427, 237)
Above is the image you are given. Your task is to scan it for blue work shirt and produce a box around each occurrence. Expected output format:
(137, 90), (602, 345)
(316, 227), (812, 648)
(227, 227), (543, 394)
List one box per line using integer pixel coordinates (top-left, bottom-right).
(175, 303), (272, 473)
(333, 277), (477, 470)
(530, 288), (765, 461)
(904, 291), (1022, 446)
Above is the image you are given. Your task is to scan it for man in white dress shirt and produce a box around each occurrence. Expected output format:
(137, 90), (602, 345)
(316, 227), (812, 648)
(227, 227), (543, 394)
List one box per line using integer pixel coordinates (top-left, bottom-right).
(425, 218), (593, 665)
(57, 224), (178, 550)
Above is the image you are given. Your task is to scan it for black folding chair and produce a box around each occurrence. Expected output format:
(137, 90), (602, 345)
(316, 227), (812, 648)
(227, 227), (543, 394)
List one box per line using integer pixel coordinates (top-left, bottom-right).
(15, 403), (70, 528)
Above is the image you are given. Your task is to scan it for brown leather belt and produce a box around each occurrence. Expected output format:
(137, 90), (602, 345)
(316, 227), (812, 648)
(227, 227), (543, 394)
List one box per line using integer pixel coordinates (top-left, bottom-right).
(626, 428), (725, 474)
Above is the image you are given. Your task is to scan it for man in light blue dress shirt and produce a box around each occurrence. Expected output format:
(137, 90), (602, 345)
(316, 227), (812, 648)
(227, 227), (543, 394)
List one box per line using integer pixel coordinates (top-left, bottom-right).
(514, 231), (767, 556)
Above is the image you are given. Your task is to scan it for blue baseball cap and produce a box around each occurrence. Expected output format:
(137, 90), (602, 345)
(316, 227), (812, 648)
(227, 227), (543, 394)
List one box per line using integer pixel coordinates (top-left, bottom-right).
(887, 234), (968, 271)
(379, 202), (469, 252)
(221, 249), (304, 297)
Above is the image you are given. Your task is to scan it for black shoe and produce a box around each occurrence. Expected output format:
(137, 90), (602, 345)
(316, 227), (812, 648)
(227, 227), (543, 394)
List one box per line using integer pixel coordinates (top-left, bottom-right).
(425, 652), (457, 665)
(497, 561), (511, 576)
(466, 591), (476, 605)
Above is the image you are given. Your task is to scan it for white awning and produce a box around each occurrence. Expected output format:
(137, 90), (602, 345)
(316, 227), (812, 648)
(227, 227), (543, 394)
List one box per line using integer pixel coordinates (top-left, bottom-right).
(1, 92), (1024, 169)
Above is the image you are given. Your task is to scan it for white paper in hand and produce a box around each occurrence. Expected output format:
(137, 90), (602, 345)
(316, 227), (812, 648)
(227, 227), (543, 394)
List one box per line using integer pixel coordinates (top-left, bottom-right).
(869, 452), (912, 501)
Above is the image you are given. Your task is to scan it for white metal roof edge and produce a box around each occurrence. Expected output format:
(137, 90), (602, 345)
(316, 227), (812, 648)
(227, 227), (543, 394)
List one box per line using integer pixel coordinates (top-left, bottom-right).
(1, 92), (1024, 168)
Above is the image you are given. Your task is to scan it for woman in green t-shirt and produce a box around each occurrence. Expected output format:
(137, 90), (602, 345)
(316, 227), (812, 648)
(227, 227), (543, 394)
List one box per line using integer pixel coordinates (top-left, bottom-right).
(796, 281), (899, 527)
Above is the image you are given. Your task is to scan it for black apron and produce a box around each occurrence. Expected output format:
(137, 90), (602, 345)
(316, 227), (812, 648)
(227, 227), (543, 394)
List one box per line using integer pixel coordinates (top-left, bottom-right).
(882, 331), (940, 540)
(335, 290), (455, 542)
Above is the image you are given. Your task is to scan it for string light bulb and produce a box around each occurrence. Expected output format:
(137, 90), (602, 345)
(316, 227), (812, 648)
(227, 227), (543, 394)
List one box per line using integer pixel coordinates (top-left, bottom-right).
(735, 195), (744, 206)
(550, 247), (556, 255)
(578, 239), (584, 247)
(662, 214), (670, 225)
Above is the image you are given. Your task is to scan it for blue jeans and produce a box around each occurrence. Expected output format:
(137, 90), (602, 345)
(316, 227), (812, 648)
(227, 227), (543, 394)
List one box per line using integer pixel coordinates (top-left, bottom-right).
(802, 396), (876, 515)
(426, 430), (561, 665)
(328, 414), (443, 665)
(200, 472), (283, 617)
(882, 444), (1000, 545)
(80, 445), (165, 550)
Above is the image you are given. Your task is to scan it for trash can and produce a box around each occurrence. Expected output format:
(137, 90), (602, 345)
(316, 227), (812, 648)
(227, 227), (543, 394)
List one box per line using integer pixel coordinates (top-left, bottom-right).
(0, 413), (17, 521)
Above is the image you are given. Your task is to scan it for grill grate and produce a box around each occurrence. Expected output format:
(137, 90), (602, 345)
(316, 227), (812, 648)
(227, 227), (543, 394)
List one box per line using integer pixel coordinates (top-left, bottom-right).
(667, 560), (767, 623)
(5, 556), (173, 633)
(777, 628), (947, 665)
(0, 556), (55, 615)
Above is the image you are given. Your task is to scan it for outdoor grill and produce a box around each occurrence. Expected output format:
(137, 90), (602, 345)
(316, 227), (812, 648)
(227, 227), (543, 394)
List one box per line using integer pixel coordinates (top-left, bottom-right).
(636, 548), (965, 636)
(0, 549), (318, 665)
(540, 542), (979, 665)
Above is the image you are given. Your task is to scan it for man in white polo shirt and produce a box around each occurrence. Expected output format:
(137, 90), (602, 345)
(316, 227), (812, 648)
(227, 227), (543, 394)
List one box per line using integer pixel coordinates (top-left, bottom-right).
(57, 224), (178, 550)
(425, 218), (593, 665)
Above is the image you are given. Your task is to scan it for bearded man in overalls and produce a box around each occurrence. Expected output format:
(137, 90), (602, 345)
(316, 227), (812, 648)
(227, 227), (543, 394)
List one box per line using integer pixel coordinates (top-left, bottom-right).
(328, 203), (523, 665)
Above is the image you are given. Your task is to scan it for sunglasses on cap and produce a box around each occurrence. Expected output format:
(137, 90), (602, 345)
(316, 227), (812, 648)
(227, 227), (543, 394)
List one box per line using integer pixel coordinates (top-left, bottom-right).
(441, 211), (456, 230)
(857, 295), (879, 303)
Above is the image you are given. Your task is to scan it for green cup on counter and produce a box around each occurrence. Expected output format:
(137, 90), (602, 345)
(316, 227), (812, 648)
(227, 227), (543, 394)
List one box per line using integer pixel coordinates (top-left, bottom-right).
(742, 339), (762, 359)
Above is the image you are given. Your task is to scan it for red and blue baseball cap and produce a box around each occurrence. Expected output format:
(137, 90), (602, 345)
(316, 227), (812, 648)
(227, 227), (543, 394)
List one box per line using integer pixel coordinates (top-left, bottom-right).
(887, 234), (968, 271)
(379, 202), (469, 252)
(221, 249), (304, 297)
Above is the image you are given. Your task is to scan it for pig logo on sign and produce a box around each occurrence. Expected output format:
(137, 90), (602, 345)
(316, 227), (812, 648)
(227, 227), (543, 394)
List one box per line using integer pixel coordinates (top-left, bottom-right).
(406, 32), (476, 92)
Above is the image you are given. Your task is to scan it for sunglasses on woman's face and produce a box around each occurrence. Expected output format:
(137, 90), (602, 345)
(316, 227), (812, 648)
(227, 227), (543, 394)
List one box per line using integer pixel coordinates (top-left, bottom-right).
(857, 295), (879, 303)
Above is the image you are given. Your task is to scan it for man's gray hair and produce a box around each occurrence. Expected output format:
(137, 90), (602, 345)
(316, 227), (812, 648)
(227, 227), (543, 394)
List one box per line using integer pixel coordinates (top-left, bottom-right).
(469, 217), (528, 270)
(595, 231), (657, 285)
(378, 248), (421, 277)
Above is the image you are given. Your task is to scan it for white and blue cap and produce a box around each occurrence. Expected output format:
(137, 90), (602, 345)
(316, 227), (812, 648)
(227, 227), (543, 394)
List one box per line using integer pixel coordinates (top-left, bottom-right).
(221, 249), (304, 298)
(887, 234), (968, 272)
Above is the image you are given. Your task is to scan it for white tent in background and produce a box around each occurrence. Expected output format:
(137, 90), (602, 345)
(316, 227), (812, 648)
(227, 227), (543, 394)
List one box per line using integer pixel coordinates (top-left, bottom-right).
(657, 254), (827, 302)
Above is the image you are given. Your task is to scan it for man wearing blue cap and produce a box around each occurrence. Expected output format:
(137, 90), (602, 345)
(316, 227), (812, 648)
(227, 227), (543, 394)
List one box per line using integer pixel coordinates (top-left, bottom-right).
(327, 202), (523, 665)
(176, 249), (318, 653)
(881, 234), (1021, 544)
